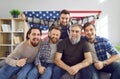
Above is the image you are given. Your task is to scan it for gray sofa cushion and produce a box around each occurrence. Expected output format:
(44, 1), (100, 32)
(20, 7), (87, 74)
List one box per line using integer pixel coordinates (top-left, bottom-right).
(61, 72), (110, 79)
(61, 72), (80, 79)
(100, 72), (110, 79)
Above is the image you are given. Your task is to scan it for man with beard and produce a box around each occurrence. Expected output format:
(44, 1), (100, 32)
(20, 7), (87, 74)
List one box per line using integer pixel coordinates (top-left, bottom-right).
(27, 26), (61, 79)
(83, 22), (120, 79)
(52, 24), (93, 79)
(59, 9), (70, 39)
(0, 27), (41, 79)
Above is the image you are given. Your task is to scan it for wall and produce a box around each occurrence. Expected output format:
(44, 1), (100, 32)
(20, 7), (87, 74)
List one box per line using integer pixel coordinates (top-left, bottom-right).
(0, 0), (120, 45)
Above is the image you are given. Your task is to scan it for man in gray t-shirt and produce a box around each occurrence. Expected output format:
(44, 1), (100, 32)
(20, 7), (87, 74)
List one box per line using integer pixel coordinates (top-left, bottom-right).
(0, 27), (41, 79)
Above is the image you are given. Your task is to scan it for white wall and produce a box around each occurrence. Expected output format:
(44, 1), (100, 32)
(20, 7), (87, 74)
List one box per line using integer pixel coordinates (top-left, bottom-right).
(0, 0), (120, 45)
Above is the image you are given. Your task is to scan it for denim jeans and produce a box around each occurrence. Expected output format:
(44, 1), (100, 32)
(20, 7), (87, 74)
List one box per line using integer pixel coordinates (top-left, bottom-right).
(40, 63), (55, 79)
(28, 62), (55, 79)
(27, 66), (39, 79)
(91, 61), (120, 79)
(17, 63), (35, 79)
(0, 63), (35, 79)
(99, 61), (120, 79)
(52, 65), (93, 79)
(91, 64), (100, 79)
(0, 64), (20, 79)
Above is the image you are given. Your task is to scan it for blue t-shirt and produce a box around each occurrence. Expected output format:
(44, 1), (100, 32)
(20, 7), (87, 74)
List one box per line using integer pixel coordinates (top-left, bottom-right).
(59, 25), (69, 39)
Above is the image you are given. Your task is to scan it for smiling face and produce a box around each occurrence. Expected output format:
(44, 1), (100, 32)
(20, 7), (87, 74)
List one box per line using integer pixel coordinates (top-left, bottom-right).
(69, 25), (81, 44)
(84, 24), (96, 43)
(28, 29), (41, 47)
(49, 29), (61, 44)
(59, 14), (70, 26)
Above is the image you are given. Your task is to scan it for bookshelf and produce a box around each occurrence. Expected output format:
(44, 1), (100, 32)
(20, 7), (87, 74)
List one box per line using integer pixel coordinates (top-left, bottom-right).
(0, 18), (28, 57)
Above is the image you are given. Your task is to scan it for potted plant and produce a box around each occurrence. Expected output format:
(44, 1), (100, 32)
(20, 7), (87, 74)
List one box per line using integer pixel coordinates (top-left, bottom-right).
(9, 9), (21, 18)
(115, 45), (120, 53)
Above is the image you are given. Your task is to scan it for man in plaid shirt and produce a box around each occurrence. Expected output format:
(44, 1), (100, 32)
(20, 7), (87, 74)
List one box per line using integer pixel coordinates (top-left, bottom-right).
(83, 22), (120, 79)
(27, 26), (61, 79)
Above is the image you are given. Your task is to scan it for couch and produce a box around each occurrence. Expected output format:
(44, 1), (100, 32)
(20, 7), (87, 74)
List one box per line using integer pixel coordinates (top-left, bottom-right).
(61, 72), (110, 79)
(0, 59), (110, 79)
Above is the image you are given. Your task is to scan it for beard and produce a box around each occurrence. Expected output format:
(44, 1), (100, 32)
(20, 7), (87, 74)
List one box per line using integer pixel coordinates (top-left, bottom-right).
(69, 36), (80, 45)
(86, 34), (96, 43)
(50, 37), (59, 44)
(31, 42), (39, 47)
(31, 38), (40, 47)
(60, 23), (68, 27)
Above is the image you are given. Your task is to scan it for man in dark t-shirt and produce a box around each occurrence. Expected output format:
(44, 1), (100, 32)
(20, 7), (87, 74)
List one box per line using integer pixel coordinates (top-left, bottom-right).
(52, 24), (93, 79)
(58, 38), (90, 66)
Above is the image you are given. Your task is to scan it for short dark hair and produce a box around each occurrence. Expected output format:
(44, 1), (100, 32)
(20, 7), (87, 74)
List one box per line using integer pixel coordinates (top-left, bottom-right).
(60, 9), (70, 16)
(49, 26), (61, 32)
(83, 22), (96, 30)
(26, 27), (42, 40)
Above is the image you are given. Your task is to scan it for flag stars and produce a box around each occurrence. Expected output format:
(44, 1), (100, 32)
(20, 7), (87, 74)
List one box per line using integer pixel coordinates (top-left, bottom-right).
(29, 14), (32, 17)
(43, 13), (46, 16)
(50, 13), (53, 16)
(53, 16), (56, 18)
(43, 28), (47, 30)
(46, 16), (49, 19)
(39, 11), (42, 14)
(36, 14), (39, 17)
(46, 11), (49, 13)
(56, 13), (59, 16)
(40, 16), (42, 19)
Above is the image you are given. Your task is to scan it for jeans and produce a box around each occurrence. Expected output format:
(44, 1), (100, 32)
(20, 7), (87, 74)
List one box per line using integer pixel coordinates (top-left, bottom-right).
(40, 63), (55, 79)
(0, 64), (20, 79)
(28, 62), (55, 79)
(27, 66), (39, 79)
(17, 63), (35, 79)
(91, 61), (120, 79)
(52, 65), (93, 79)
(91, 64), (100, 79)
(100, 61), (120, 79)
(0, 63), (35, 79)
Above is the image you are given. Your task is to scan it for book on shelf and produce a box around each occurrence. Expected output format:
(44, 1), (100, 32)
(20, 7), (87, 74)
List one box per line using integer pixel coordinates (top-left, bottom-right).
(1, 24), (11, 32)
(14, 36), (23, 44)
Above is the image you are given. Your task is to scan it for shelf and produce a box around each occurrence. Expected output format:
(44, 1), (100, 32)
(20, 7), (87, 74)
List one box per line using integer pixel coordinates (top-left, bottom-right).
(13, 31), (24, 33)
(0, 33), (11, 44)
(0, 18), (27, 57)
(0, 44), (13, 46)
(0, 31), (12, 33)
(0, 46), (11, 57)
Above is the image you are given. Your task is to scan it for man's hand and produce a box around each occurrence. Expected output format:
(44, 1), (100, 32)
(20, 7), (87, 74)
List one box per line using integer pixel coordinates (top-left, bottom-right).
(38, 66), (46, 74)
(67, 65), (80, 75)
(94, 61), (104, 70)
(16, 58), (27, 67)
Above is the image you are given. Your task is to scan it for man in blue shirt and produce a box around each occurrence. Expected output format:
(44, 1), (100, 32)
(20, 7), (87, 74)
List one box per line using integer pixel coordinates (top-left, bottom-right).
(59, 9), (70, 39)
(83, 22), (120, 79)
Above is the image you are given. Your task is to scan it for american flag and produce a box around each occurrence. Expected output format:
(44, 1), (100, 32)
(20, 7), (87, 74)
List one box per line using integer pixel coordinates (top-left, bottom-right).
(24, 10), (101, 40)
